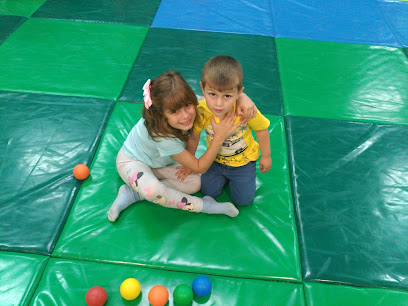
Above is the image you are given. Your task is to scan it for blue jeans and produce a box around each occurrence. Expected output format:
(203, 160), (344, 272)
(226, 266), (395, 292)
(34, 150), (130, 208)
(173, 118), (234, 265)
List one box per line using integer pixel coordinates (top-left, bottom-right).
(201, 161), (256, 206)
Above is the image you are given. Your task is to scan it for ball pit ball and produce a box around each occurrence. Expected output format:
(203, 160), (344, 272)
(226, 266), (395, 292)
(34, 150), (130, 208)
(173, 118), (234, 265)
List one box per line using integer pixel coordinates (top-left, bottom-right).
(192, 275), (212, 297)
(85, 286), (107, 306)
(173, 284), (194, 305)
(73, 164), (89, 180)
(120, 278), (141, 300)
(148, 285), (169, 306)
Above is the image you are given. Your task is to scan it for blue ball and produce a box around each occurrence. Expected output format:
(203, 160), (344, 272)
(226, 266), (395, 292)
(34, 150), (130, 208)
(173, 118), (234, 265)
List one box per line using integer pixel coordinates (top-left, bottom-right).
(192, 275), (212, 297)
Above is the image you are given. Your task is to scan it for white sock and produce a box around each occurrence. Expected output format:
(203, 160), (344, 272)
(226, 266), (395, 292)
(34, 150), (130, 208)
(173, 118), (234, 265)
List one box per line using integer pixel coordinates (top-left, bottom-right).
(108, 184), (140, 222)
(201, 196), (239, 217)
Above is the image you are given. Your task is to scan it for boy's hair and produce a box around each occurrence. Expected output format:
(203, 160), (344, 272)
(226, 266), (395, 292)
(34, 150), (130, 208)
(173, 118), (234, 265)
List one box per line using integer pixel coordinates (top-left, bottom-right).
(201, 55), (243, 91)
(143, 70), (198, 143)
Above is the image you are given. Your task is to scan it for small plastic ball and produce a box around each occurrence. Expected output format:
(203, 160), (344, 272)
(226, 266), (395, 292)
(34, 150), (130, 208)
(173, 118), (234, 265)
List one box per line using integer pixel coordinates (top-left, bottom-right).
(73, 164), (90, 180)
(120, 278), (141, 300)
(148, 285), (169, 306)
(173, 284), (193, 305)
(192, 275), (212, 297)
(85, 286), (107, 306)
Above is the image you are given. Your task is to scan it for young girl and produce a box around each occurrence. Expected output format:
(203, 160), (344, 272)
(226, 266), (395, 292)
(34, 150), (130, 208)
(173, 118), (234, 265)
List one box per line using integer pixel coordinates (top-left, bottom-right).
(108, 71), (253, 221)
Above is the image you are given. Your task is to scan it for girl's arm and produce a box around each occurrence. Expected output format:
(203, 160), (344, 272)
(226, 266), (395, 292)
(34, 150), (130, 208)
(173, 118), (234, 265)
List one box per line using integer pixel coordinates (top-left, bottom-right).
(172, 110), (238, 174)
(236, 92), (257, 123)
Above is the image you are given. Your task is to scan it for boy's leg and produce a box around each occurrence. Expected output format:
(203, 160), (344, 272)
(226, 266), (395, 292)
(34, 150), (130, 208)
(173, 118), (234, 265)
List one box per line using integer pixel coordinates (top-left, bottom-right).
(201, 162), (226, 198)
(227, 161), (256, 206)
(152, 164), (201, 194)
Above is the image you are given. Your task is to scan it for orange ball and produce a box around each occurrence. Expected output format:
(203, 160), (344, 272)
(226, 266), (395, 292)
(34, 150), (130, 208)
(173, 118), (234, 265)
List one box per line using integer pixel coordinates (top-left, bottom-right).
(73, 164), (90, 180)
(148, 285), (169, 306)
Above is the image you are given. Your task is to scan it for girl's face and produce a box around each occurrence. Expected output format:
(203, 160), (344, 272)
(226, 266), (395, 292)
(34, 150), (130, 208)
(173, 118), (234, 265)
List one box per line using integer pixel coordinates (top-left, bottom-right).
(164, 103), (196, 131)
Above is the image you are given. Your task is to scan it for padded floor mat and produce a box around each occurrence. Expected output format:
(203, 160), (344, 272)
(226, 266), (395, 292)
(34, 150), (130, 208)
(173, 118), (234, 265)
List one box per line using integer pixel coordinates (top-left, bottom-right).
(0, 18), (147, 100)
(0, 92), (114, 254)
(119, 28), (283, 115)
(286, 116), (408, 289)
(0, 251), (48, 306)
(33, 0), (162, 26)
(278, 38), (408, 125)
(53, 102), (301, 282)
(31, 258), (305, 305)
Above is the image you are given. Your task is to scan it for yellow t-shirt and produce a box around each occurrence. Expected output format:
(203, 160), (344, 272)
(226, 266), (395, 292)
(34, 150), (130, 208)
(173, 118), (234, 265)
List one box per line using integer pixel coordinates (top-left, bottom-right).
(192, 99), (270, 167)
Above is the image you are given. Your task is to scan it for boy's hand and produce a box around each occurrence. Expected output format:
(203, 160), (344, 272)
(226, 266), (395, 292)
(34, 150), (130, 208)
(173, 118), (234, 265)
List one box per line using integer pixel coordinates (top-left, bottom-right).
(176, 166), (198, 181)
(259, 155), (272, 173)
(211, 109), (239, 140)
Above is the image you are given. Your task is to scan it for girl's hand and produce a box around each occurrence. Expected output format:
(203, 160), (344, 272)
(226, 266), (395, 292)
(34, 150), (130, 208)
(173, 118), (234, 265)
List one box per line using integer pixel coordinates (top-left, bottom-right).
(211, 109), (239, 140)
(236, 92), (257, 123)
(176, 166), (198, 181)
(259, 155), (272, 173)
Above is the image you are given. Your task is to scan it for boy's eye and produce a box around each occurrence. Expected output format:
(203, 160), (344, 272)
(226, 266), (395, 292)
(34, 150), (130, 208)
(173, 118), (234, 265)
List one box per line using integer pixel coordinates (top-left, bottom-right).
(209, 93), (216, 97)
(225, 95), (232, 98)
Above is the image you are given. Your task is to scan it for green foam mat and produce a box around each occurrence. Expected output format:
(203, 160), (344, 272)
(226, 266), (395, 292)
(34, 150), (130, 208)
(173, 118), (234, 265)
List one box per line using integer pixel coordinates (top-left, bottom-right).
(0, 92), (114, 254)
(53, 102), (301, 282)
(119, 28), (283, 116)
(33, 0), (162, 26)
(0, 251), (48, 306)
(0, 0), (46, 17)
(304, 282), (408, 306)
(31, 258), (305, 305)
(286, 116), (408, 290)
(0, 18), (147, 100)
(277, 38), (408, 125)
(0, 15), (26, 45)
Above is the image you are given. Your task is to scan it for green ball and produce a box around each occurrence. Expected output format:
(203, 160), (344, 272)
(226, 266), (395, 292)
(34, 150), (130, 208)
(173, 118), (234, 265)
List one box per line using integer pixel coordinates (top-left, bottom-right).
(173, 284), (193, 305)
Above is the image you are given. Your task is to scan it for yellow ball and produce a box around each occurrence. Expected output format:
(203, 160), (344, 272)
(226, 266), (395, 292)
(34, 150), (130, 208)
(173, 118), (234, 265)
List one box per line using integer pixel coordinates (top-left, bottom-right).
(120, 278), (141, 300)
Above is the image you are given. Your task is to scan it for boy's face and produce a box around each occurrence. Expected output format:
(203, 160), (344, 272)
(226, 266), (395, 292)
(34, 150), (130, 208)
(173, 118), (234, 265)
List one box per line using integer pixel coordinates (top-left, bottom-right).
(200, 82), (244, 119)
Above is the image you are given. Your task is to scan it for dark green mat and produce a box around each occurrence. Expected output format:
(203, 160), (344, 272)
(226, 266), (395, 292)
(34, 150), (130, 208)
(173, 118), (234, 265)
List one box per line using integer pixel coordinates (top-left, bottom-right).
(0, 0), (46, 17)
(53, 102), (301, 282)
(286, 116), (408, 289)
(0, 92), (114, 254)
(277, 38), (408, 125)
(0, 18), (147, 100)
(0, 251), (48, 306)
(0, 15), (26, 45)
(31, 258), (305, 305)
(119, 28), (283, 116)
(304, 282), (408, 306)
(33, 0), (162, 26)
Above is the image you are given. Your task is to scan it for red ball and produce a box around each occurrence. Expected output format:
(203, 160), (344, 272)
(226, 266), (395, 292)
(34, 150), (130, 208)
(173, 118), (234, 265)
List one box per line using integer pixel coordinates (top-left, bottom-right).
(73, 164), (90, 180)
(85, 286), (107, 306)
(148, 285), (169, 306)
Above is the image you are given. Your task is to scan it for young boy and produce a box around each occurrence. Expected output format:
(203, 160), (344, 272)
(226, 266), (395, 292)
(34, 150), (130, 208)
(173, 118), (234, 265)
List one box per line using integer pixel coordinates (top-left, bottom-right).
(187, 55), (272, 206)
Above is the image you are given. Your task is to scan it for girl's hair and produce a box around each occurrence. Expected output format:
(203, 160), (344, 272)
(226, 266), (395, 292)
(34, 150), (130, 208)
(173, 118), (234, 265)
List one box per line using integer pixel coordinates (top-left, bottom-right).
(201, 55), (243, 91)
(142, 71), (198, 143)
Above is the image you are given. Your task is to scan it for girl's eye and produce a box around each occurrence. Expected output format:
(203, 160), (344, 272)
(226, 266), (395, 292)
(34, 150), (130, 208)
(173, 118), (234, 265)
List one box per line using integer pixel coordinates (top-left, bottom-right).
(170, 109), (178, 114)
(185, 103), (192, 107)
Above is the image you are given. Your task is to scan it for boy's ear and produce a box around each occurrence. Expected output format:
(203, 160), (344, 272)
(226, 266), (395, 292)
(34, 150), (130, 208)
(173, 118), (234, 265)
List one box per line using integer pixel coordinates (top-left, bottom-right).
(238, 87), (245, 96)
(199, 81), (204, 93)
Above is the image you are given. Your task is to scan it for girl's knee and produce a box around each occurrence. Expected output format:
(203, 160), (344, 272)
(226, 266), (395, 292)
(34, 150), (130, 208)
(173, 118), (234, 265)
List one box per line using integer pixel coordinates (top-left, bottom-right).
(183, 174), (201, 194)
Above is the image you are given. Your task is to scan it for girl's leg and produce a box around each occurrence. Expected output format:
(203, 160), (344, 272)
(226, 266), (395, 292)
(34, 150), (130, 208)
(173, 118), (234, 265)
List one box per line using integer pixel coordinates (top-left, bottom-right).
(152, 164), (201, 194)
(111, 148), (238, 218)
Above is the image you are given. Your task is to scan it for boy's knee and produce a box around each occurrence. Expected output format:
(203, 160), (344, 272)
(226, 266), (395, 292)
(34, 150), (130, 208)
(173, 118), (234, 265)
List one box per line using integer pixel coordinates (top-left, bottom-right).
(201, 186), (222, 199)
(231, 194), (254, 206)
